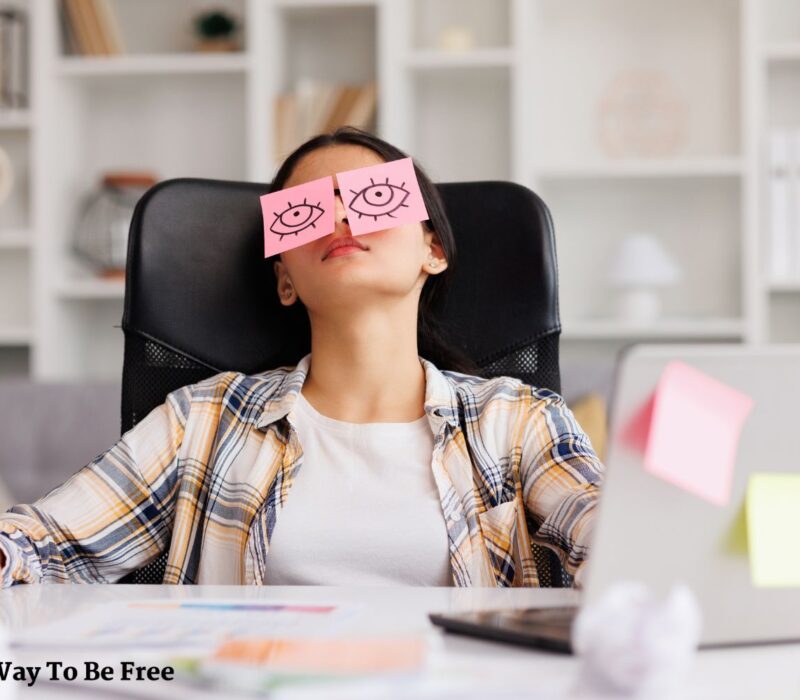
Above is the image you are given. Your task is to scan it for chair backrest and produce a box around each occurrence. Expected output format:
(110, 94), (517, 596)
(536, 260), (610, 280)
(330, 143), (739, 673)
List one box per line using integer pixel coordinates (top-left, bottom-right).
(118, 178), (566, 585)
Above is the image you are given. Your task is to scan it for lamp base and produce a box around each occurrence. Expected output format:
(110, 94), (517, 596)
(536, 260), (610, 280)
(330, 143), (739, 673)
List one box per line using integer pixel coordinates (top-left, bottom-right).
(616, 289), (662, 323)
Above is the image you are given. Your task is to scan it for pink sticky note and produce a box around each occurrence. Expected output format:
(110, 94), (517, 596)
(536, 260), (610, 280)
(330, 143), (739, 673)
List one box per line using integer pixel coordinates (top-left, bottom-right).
(337, 157), (429, 236)
(625, 361), (754, 506)
(261, 176), (336, 257)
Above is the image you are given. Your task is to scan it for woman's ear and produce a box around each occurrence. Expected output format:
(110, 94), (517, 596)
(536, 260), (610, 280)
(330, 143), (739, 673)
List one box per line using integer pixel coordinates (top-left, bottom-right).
(274, 258), (297, 305)
(424, 227), (448, 275)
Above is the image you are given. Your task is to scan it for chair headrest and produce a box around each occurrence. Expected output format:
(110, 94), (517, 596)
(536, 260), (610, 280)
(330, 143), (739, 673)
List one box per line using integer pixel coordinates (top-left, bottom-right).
(123, 178), (560, 372)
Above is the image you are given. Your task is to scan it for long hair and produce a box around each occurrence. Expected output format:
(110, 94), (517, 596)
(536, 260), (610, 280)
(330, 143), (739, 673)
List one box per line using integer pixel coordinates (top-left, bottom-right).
(268, 126), (481, 376)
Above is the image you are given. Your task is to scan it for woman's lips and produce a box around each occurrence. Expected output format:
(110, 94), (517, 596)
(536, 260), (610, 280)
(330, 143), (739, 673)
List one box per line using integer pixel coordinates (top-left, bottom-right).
(325, 245), (366, 259)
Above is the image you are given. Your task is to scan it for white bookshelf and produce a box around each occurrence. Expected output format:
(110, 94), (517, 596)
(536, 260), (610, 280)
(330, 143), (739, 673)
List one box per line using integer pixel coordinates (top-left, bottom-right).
(0, 0), (34, 376)
(0, 0), (796, 381)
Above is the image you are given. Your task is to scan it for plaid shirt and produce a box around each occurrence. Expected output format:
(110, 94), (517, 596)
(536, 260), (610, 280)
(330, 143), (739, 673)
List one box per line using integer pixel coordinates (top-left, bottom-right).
(0, 353), (604, 587)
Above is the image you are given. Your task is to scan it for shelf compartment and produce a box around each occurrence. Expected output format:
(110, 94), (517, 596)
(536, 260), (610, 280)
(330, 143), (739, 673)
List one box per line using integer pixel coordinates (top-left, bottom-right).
(61, 0), (247, 56)
(276, 4), (376, 88)
(530, 0), (741, 164)
(412, 66), (510, 181)
(412, 0), (510, 51)
(539, 177), (743, 324)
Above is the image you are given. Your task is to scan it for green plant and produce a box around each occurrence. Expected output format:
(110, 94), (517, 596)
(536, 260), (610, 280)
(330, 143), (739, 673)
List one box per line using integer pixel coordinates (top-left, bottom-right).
(194, 10), (237, 39)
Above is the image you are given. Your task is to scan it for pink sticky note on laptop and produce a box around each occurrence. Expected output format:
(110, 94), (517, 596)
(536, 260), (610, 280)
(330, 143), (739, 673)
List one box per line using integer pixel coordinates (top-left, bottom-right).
(261, 176), (336, 257)
(337, 157), (429, 236)
(622, 360), (754, 506)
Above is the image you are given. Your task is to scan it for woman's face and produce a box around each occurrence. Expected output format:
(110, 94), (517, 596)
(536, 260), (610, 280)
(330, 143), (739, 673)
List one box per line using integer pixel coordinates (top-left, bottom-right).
(273, 144), (447, 313)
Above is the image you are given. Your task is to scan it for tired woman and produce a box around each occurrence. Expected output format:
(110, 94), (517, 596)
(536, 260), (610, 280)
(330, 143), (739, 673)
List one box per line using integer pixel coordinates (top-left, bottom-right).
(0, 127), (604, 588)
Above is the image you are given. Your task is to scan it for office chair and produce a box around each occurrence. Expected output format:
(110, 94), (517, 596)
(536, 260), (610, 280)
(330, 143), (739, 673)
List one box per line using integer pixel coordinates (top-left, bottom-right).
(117, 178), (566, 586)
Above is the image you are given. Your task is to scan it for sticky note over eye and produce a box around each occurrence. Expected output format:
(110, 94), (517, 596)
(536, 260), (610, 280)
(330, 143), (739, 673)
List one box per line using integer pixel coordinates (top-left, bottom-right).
(261, 176), (336, 257)
(746, 473), (800, 587)
(337, 157), (429, 236)
(622, 361), (754, 506)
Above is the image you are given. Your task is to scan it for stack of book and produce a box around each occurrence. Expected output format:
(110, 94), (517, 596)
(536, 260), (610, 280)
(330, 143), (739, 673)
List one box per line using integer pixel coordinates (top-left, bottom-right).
(60, 0), (125, 56)
(768, 127), (800, 284)
(0, 8), (27, 109)
(274, 80), (378, 161)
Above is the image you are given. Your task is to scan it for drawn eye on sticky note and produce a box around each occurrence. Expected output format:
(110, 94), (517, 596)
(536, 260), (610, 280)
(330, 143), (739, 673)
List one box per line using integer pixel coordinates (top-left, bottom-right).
(620, 360), (754, 507)
(337, 157), (429, 236)
(261, 176), (336, 257)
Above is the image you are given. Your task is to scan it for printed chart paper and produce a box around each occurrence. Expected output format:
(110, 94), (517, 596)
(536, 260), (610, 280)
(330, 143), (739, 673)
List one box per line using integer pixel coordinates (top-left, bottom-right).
(12, 599), (360, 651)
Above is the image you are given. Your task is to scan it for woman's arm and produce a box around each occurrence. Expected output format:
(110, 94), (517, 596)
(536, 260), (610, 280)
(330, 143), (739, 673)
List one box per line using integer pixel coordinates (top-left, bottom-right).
(0, 385), (193, 586)
(519, 385), (605, 587)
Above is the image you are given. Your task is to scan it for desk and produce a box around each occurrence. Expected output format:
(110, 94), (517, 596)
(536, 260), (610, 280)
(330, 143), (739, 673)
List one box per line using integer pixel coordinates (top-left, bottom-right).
(0, 584), (796, 699)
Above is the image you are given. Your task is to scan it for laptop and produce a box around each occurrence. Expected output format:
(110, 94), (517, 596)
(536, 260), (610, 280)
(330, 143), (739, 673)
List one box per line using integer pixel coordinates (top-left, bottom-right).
(430, 344), (800, 652)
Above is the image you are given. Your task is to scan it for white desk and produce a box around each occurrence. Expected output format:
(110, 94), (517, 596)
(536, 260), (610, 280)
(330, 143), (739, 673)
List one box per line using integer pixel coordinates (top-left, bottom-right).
(0, 584), (797, 699)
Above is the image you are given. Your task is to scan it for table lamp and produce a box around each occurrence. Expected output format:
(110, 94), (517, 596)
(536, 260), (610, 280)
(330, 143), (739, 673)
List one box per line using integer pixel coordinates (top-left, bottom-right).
(609, 233), (681, 323)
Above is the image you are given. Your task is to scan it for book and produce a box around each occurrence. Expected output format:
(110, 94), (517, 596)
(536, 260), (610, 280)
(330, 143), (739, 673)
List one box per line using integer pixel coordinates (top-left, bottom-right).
(274, 93), (297, 162)
(80, 0), (107, 55)
(323, 85), (360, 133)
(92, 0), (124, 55)
(63, 0), (92, 55)
(768, 129), (794, 284)
(344, 82), (377, 130)
(273, 82), (379, 158)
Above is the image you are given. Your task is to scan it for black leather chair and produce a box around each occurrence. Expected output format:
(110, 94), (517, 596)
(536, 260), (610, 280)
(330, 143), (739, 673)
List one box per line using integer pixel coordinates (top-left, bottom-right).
(118, 177), (567, 586)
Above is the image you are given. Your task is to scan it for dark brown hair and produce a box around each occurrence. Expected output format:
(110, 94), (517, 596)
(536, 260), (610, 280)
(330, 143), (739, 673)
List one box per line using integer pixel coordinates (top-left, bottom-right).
(268, 126), (481, 376)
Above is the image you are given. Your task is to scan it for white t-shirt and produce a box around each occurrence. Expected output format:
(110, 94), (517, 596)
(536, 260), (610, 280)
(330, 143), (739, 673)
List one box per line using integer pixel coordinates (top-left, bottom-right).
(262, 390), (453, 586)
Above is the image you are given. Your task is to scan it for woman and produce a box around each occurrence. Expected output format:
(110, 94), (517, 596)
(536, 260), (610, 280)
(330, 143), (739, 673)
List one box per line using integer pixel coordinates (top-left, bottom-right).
(0, 127), (604, 588)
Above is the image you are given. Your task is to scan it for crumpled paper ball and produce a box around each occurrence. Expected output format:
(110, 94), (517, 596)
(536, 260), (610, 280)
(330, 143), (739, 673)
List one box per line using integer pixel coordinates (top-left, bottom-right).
(571, 581), (702, 698)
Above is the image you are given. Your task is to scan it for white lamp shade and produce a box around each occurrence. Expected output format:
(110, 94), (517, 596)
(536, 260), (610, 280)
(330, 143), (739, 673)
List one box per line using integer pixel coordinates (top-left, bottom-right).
(609, 234), (682, 288)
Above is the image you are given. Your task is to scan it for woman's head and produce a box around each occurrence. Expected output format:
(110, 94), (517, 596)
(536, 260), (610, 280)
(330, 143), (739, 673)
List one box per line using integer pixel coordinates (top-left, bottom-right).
(269, 126), (480, 375)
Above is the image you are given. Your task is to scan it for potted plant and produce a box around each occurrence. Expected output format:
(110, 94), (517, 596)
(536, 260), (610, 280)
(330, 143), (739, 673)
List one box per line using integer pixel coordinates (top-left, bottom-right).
(193, 10), (240, 53)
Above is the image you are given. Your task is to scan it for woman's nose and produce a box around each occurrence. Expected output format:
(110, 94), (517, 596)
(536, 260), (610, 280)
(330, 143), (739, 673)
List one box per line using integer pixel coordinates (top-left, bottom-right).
(334, 190), (348, 224)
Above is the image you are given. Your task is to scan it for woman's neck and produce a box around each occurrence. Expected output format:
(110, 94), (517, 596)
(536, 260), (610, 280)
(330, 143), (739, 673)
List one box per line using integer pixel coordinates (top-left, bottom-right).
(301, 305), (426, 423)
